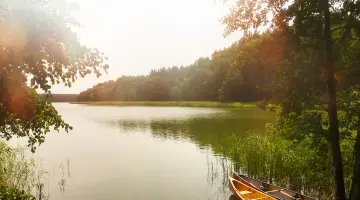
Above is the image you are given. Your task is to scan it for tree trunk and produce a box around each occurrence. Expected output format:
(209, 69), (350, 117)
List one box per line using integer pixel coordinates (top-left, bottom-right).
(349, 121), (360, 200)
(323, 0), (346, 199)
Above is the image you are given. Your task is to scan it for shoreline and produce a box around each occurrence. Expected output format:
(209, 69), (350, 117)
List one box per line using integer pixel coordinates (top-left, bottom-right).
(70, 101), (259, 108)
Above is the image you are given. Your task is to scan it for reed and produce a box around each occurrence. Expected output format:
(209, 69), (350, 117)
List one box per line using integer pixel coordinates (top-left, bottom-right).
(228, 131), (336, 199)
(0, 141), (53, 200)
(0, 141), (37, 199)
(0, 142), (36, 193)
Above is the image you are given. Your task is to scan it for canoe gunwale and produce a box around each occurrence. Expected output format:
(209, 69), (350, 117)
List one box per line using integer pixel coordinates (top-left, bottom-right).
(233, 172), (316, 200)
(229, 177), (276, 200)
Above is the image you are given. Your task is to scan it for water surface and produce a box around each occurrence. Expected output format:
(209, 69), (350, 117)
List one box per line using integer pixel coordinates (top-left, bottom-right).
(23, 103), (275, 200)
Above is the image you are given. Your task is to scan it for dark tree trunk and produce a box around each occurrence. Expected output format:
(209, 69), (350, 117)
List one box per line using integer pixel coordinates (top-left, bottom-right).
(349, 122), (360, 200)
(323, 0), (346, 199)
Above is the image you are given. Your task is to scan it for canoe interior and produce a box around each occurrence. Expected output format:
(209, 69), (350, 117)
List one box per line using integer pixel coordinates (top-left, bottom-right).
(233, 172), (315, 200)
(229, 177), (276, 200)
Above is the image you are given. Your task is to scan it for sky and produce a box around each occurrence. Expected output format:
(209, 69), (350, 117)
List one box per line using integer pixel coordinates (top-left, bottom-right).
(51, 0), (240, 93)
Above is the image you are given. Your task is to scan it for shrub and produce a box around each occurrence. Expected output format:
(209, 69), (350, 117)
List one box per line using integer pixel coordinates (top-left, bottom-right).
(0, 186), (35, 200)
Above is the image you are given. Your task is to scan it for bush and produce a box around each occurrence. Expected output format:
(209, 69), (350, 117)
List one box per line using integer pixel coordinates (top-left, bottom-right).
(0, 186), (35, 200)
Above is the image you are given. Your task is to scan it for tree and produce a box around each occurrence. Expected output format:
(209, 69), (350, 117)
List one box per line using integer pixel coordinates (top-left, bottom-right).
(145, 76), (169, 101)
(77, 37), (279, 103)
(0, 0), (108, 152)
(222, 0), (360, 199)
(115, 77), (137, 101)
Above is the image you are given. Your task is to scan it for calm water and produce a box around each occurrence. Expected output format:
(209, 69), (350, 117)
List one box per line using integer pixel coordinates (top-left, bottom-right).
(15, 103), (275, 200)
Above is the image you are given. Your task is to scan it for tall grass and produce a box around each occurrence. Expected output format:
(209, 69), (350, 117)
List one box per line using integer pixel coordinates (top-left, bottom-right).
(206, 154), (233, 200)
(228, 130), (335, 199)
(0, 142), (36, 193)
(0, 141), (50, 200)
(72, 101), (258, 108)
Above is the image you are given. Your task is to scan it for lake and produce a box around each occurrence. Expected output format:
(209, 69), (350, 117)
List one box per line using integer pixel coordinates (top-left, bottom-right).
(14, 103), (275, 200)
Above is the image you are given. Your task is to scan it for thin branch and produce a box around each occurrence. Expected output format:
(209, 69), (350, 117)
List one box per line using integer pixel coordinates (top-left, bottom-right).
(342, 136), (356, 141)
(331, 25), (360, 32)
(332, 36), (360, 43)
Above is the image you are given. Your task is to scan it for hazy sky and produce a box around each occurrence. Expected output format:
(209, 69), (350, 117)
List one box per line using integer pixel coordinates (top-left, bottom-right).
(52, 0), (240, 93)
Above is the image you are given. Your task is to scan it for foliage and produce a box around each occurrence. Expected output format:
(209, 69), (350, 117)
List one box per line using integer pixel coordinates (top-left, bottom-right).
(38, 94), (79, 102)
(0, 141), (37, 199)
(0, 0), (108, 151)
(78, 35), (281, 103)
(222, 0), (360, 199)
(0, 186), (35, 200)
(230, 126), (336, 199)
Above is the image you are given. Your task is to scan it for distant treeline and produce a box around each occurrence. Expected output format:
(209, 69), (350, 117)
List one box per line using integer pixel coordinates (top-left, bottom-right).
(78, 33), (280, 102)
(39, 94), (79, 102)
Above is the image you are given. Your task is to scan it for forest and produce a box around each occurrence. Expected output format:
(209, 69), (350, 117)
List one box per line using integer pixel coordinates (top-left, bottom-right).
(77, 34), (276, 103)
(2, 0), (360, 199)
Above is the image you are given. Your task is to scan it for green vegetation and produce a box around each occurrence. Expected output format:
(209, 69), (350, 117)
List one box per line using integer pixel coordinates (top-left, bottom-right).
(229, 124), (336, 199)
(77, 35), (276, 103)
(0, 186), (35, 200)
(0, 0), (108, 152)
(110, 107), (346, 199)
(0, 142), (37, 200)
(0, 0), (107, 198)
(221, 0), (360, 199)
(1, 0), (360, 198)
(76, 0), (360, 198)
(108, 108), (341, 199)
(39, 94), (79, 102)
(73, 101), (258, 108)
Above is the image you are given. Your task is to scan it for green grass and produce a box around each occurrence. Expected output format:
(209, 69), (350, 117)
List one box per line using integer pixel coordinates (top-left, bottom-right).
(71, 101), (258, 108)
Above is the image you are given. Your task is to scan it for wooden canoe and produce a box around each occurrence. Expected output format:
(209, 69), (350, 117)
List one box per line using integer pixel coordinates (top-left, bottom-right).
(233, 172), (316, 200)
(229, 177), (277, 200)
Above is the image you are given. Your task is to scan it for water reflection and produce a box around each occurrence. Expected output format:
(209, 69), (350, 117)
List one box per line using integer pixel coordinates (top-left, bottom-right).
(33, 105), (275, 200)
(58, 158), (71, 193)
(33, 157), (72, 200)
(229, 195), (237, 200)
(108, 108), (275, 157)
(105, 108), (275, 200)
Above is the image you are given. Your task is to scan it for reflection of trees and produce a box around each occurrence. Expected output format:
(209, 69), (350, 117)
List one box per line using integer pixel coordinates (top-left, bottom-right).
(108, 110), (274, 200)
(110, 109), (274, 158)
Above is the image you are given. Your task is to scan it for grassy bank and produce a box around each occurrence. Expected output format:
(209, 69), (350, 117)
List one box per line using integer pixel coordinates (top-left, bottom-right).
(71, 101), (259, 108)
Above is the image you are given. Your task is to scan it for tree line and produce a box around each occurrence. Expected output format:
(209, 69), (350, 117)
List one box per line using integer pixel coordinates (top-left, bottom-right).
(39, 94), (79, 102)
(78, 34), (278, 102)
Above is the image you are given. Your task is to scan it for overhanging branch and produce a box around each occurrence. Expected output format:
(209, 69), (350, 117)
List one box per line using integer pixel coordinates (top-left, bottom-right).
(331, 25), (360, 32)
(332, 37), (360, 43)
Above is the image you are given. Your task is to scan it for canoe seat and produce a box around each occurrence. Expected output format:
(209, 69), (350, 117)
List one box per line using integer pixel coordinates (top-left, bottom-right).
(266, 189), (283, 193)
(239, 190), (252, 195)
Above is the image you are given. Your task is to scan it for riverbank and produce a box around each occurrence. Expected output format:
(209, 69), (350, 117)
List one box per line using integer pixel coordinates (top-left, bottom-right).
(71, 101), (259, 108)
